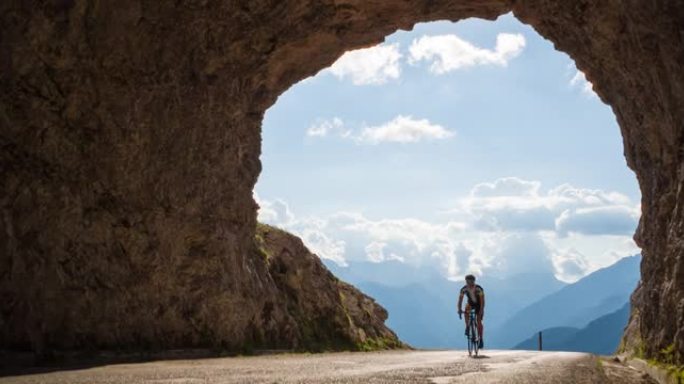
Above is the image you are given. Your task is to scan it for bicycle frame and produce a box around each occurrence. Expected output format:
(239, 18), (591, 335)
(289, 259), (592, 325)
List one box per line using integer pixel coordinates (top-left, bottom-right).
(460, 308), (479, 357)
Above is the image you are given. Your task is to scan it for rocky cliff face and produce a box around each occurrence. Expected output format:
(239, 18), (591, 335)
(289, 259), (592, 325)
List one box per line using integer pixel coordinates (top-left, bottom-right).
(1, 0), (683, 364)
(254, 224), (402, 351)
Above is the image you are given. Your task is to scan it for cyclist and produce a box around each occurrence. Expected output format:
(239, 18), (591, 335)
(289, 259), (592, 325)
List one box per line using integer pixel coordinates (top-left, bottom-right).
(457, 274), (485, 349)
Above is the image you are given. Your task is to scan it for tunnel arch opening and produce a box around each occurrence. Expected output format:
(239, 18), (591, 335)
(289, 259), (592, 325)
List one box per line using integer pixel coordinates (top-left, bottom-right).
(249, 0), (683, 363)
(255, 13), (642, 350)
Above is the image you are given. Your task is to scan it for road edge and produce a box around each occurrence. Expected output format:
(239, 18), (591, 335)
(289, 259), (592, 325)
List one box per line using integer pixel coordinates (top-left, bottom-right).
(620, 356), (681, 384)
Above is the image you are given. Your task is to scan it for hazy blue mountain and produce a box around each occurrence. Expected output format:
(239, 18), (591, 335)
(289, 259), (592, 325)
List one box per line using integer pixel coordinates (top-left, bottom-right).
(324, 260), (566, 348)
(484, 272), (567, 335)
(325, 260), (443, 288)
(335, 262), (466, 348)
(491, 255), (640, 348)
(564, 302), (631, 354)
(356, 281), (460, 348)
(513, 302), (630, 354)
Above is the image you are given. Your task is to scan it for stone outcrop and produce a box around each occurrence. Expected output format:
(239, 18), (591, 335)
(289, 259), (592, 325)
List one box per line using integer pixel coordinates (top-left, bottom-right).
(254, 224), (402, 351)
(1, 0), (683, 364)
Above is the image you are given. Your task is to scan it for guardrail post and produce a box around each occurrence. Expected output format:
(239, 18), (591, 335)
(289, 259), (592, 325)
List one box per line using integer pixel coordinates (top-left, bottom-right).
(538, 331), (543, 351)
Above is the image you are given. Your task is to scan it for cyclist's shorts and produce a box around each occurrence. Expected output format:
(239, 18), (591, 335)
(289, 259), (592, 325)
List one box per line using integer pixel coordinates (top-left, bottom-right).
(465, 303), (483, 318)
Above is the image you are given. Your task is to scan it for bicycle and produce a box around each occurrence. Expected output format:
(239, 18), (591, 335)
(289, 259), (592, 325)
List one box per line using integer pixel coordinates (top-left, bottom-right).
(459, 308), (479, 357)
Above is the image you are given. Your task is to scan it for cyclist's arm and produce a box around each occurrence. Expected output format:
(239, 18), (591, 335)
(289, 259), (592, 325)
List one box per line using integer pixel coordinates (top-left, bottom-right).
(457, 292), (464, 313)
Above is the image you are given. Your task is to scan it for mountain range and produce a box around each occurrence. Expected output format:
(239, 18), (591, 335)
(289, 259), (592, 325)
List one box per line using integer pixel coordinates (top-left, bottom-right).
(490, 255), (640, 348)
(513, 302), (631, 354)
(325, 254), (640, 351)
(326, 260), (568, 348)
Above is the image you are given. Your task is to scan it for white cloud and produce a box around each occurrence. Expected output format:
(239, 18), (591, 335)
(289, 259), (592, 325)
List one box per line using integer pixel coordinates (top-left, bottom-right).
(555, 205), (640, 237)
(364, 241), (405, 263)
(356, 115), (454, 144)
(470, 177), (540, 198)
(548, 183), (632, 207)
(570, 69), (597, 98)
(306, 115), (454, 145)
(549, 232), (640, 275)
(409, 33), (526, 74)
(325, 34), (525, 83)
(255, 178), (641, 282)
(365, 241), (387, 263)
(328, 43), (402, 85)
(552, 247), (590, 282)
(483, 233), (555, 278)
(461, 177), (639, 236)
(471, 205), (557, 232)
(306, 117), (350, 138)
(257, 200), (469, 274)
(452, 243), (473, 278)
(299, 228), (348, 267)
(255, 193), (295, 225)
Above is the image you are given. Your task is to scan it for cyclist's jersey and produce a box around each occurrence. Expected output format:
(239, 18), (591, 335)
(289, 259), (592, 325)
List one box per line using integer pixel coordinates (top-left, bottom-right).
(460, 284), (484, 306)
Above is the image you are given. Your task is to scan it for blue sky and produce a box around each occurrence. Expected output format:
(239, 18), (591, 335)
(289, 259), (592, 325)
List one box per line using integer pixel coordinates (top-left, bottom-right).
(255, 13), (641, 282)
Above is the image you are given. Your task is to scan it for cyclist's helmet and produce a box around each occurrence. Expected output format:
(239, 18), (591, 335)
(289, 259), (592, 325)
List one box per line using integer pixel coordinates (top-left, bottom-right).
(465, 274), (476, 282)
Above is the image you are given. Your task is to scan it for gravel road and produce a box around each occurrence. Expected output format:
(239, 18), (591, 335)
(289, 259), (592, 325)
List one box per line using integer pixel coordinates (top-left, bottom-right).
(0, 350), (656, 384)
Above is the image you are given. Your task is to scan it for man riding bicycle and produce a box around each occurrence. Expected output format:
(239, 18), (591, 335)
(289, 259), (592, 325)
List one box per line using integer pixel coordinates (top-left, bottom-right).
(457, 274), (485, 349)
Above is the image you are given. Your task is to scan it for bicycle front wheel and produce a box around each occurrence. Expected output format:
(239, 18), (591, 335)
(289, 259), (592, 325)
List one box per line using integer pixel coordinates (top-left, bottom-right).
(472, 335), (479, 357)
(471, 326), (479, 357)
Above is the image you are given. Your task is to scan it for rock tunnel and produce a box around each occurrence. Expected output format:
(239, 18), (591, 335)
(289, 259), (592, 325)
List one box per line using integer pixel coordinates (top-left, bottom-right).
(1, 0), (683, 364)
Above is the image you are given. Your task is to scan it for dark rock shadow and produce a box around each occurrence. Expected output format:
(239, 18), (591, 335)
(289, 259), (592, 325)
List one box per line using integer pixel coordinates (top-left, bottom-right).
(0, 349), (246, 378)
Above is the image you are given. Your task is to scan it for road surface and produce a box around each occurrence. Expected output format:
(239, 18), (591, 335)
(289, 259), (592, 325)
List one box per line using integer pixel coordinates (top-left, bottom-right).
(0, 350), (656, 384)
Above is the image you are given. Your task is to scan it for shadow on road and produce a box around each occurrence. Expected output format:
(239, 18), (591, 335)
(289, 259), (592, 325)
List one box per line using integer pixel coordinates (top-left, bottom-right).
(471, 354), (490, 359)
(0, 349), (239, 378)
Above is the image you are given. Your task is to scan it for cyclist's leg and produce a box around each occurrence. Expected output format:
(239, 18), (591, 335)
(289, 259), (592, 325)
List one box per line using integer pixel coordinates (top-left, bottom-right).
(477, 314), (483, 337)
(464, 303), (471, 334)
(476, 306), (484, 347)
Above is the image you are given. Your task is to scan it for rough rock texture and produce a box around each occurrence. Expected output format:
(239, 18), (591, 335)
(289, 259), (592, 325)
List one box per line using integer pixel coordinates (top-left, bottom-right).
(1, 0), (683, 364)
(255, 224), (402, 351)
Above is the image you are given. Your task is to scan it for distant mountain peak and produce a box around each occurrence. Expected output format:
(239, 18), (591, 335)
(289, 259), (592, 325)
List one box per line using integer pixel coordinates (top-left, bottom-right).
(489, 254), (640, 348)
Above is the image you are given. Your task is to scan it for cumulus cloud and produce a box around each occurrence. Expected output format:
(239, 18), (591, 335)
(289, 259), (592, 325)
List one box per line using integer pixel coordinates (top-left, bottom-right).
(329, 214), (464, 270)
(365, 241), (387, 263)
(409, 33), (526, 74)
(256, 200), (470, 274)
(483, 233), (555, 278)
(471, 205), (557, 232)
(452, 243), (473, 278)
(255, 193), (295, 225)
(325, 33), (525, 84)
(470, 177), (540, 198)
(555, 206), (639, 237)
(328, 43), (402, 85)
(570, 69), (597, 98)
(461, 177), (638, 236)
(306, 117), (351, 138)
(255, 177), (641, 282)
(552, 248), (590, 282)
(306, 115), (454, 144)
(357, 115), (454, 144)
(299, 227), (348, 267)
(364, 241), (405, 263)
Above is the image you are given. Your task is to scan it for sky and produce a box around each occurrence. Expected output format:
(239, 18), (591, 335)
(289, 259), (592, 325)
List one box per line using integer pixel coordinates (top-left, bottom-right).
(254, 13), (641, 283)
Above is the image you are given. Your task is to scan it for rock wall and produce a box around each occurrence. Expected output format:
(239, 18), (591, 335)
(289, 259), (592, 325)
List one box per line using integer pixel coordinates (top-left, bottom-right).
(1, 0), (683, 363)
(255, 224), (401, 351)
